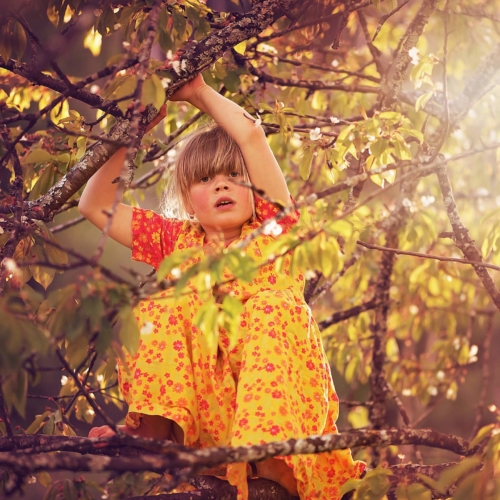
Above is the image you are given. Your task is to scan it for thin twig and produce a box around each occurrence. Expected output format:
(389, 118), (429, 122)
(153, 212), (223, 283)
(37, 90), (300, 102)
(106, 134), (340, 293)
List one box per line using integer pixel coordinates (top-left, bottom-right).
(357, 241), (500, 272)
(55, 349), (118, 432)
(373, 0), (412, 41)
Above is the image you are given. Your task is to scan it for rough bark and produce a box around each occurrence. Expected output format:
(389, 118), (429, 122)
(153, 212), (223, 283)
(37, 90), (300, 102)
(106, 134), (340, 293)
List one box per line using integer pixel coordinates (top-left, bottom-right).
(0, 0), (303, 221)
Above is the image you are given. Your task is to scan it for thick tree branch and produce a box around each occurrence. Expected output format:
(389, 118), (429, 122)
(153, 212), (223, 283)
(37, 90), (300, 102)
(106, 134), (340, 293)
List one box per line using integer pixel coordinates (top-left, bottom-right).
(0, 57), (123, 118)
(0, 428), (475, 474)
(0, 0), (304, 223)
(318, 298), (380, 330)
(437, 165), (500, 312)
(380, 0), (438, 110)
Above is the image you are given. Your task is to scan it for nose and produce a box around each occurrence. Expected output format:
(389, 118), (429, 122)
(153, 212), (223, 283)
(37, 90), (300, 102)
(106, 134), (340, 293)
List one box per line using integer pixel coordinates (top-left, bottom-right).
(214, 175), (229, 192)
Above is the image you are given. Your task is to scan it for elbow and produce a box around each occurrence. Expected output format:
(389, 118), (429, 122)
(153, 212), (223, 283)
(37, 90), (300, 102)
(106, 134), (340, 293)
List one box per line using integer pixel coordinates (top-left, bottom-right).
(240, 121), (266, 145)
(78, 197), (93, 220)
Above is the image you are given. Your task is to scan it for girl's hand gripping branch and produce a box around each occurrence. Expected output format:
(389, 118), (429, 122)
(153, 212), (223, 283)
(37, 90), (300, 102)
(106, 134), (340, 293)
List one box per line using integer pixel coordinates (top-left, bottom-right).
(172, 72), (291, 207)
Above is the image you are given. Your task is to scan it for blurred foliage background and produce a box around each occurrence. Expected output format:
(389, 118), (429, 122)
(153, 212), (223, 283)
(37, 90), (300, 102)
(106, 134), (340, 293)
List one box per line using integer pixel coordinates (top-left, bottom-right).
(2, 0), (500, 498)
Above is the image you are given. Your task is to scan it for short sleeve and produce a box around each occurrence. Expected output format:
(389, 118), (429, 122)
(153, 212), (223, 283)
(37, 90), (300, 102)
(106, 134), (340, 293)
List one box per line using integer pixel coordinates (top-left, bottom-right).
(255, 196), (300, 234)
(131, 208), (183, 269)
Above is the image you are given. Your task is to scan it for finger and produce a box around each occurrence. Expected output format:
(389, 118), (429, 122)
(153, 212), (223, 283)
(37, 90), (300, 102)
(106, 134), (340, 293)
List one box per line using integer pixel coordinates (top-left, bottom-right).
(88, 427), (101, 438)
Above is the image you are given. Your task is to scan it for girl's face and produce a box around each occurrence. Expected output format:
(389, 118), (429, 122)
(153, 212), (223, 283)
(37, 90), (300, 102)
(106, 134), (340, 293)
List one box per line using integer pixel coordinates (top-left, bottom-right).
(186, 171), (253, 243)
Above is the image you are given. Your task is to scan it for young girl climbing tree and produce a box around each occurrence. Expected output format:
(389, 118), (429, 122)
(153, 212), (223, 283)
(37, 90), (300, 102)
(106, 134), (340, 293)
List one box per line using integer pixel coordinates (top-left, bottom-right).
(79, 72), (365, 500)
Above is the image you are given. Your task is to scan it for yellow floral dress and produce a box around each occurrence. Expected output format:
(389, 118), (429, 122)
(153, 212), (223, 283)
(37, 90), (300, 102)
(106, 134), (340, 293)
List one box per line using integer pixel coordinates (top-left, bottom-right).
(119, 197), (365, 499)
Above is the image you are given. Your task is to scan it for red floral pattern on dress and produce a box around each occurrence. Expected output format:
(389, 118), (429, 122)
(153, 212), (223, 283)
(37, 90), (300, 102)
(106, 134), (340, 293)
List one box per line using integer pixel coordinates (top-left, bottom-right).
(120, 198), (365, 500)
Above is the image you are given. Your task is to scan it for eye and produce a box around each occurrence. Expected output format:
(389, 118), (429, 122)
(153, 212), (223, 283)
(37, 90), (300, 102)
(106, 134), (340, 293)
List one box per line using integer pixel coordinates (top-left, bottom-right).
(199, 176), (211, 183)
(229, 171), (240, 178)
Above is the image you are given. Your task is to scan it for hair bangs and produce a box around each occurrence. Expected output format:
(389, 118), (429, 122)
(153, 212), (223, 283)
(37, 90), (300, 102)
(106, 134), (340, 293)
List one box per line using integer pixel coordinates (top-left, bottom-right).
(161, 124), (252, 221)
(176, 125), (247, 195)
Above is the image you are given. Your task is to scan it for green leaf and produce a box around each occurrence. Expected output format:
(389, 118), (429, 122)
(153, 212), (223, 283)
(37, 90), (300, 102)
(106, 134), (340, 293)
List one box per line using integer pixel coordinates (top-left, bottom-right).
(42, 415), (55, 435)
(95, 319), (113, 354)
(233, 41), (246, 55)
(65, 334), (90, 368)
(2, 369), (28, 417)
(371, 139), (388, 158)
(24, 149), (54, 164)
(119, 305), (140, 355)
(344, 356), (358, 384)
(158, 27), (174, 53)
(223, 71), (241, 93)
(415, 90), (434, 112)
(340, 478), (363, 496)
(37, 471), (53, 488)
(469, 423), (496, 450)
(299, 148), (314, 180)
(29, 243), (55, 289)
(28, 165), (57, 200)
(11, 21), (27, 60)
(63, 479), (79, 500)
(379, 111), (402, 120)
(398, 127), (423, 143)
(172, 6), (187, 40)
(407, 483), (431, 500)
(435, 457), (481, 491)
(25, 411), (52, 434)
(0, 23), (12, 61)
(143, 74), (165, 111)
(347, 406), (369, 429)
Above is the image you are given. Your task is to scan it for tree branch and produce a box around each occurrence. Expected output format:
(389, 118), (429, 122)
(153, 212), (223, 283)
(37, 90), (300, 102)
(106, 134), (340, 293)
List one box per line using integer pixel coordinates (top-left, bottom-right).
(437, 165), (500, 312)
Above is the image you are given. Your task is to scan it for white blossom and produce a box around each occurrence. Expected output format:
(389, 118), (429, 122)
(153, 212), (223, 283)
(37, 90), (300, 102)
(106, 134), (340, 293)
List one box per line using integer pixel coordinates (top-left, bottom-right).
(420, 195), (435, 207)
(140, 322), (154, 335)
(61, 375), (68, 386)
(331, 59), (339, 68)
(305, 270), (317, 280)
(436, 370), (445, 381)
(262, 220), (283, 237)
(409, 47), (420, 65)
(402, 198), (413, 208)
(329, 116), (340, 124)
(427, 386), (438, 396)
(258, 43), (277, 54)
(309, 127), (322, 141)
(171, 60), (181, 75)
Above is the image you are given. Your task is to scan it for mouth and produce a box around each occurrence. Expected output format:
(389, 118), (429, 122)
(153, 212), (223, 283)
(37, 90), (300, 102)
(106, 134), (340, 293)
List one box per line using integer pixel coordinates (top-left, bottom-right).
(215, 197), (235, 209)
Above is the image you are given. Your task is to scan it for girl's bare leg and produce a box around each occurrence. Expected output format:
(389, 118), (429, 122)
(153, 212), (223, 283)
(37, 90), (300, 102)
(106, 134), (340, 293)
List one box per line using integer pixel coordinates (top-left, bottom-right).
(255, 458), (298, 496)
(89, 415), (184, 446)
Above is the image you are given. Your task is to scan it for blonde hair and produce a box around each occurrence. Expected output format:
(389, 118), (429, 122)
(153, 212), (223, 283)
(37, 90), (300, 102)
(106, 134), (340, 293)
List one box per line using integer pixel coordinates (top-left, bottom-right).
(161, 124), (253, 220)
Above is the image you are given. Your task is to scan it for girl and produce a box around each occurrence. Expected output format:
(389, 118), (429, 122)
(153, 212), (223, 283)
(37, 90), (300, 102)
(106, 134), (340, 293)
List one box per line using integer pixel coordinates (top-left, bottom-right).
(81, 74), (365, 499)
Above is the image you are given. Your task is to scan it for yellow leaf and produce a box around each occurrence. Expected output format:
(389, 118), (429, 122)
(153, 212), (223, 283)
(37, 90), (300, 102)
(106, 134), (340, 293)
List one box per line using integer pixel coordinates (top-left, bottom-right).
(234, 41), (246, 55)
(83, 27), (102, 57)
(428, 275), (440, 296)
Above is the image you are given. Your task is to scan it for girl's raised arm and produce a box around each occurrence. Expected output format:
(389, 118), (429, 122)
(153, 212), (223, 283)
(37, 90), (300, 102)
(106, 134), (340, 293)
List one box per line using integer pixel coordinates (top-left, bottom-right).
(173, 75), (291, 206)
(78, 108), (166, 249)
(78, 147), (134, 249)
